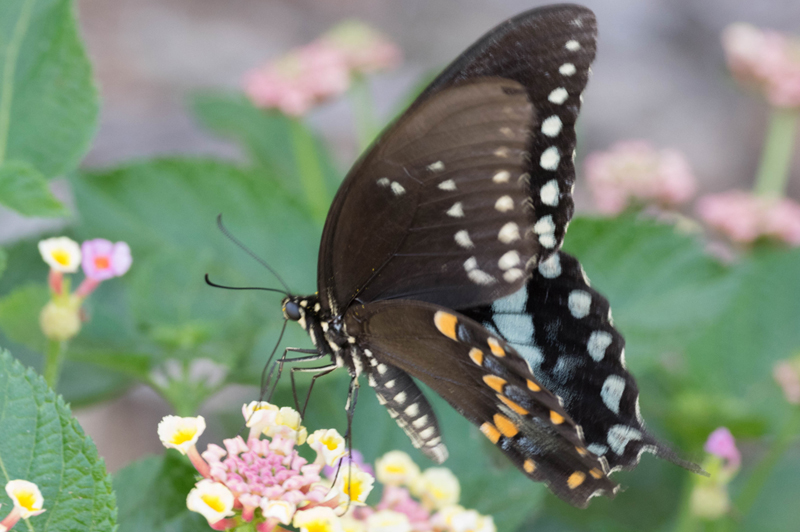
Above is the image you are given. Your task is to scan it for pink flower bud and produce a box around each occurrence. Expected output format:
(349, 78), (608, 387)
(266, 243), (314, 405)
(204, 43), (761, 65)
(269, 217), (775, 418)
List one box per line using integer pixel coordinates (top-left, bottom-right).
(704, 427), (741, 471)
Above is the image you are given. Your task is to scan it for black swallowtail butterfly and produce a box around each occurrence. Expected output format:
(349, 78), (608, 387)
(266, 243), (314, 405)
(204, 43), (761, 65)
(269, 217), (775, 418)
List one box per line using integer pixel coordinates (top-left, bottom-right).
(274, 3), (701, 507)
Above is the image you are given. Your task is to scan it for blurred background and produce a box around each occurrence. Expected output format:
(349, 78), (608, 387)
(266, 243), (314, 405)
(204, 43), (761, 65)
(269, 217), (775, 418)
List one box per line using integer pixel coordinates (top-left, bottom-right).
(2, 0), (800, 473)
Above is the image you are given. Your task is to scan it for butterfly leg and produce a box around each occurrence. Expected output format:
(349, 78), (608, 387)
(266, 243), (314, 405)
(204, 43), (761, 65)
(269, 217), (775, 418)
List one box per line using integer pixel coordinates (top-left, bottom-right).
(289, 363), (338, 417)
(264, 347), (323, 402)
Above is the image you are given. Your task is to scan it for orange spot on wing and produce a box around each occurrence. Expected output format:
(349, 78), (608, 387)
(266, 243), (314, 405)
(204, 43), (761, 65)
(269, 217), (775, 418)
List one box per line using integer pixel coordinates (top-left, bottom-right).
(487, 337), (505, 357)
(589, 468), (603, 479)
(524, 459), (536, 474)
(527, 379), (541, 392)
(550, 411), (565, 424)
(498, 395), (529, 415)
(576, 446), (588, 456)
(482, 375), (506, 393)
(568, 471), (586, 489)
(469, 348), (484, 366)
(434, 311), (459, 341)
(480, 422), (501, 444)
(493, 413), (519, 438)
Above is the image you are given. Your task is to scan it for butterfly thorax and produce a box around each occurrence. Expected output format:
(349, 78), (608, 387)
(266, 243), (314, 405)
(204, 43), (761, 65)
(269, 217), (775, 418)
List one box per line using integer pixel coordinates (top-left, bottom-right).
(282, 294), (364, 376)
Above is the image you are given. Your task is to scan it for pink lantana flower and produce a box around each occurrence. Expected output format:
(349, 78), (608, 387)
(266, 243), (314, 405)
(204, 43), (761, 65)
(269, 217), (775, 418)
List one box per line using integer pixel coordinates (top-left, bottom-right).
(244, 43), (351, 116)
(696, 190), (800, 246)
(321, 21), (402, 75)
(585, 141), (697, 215)
(81, 239), (132, 281)
(722, 24), (800, 108)
(704, 427), (741, 471)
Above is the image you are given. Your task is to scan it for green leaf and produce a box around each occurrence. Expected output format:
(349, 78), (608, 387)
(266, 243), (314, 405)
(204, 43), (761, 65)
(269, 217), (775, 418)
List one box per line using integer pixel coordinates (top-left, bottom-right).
(0, 0), (99, 178)
(0, 282), (49, 351)
(190, 92), (342, 204)
(0, 160), (67, 216)
(0, 349), (116, 531)
(113, 453), (205, 532)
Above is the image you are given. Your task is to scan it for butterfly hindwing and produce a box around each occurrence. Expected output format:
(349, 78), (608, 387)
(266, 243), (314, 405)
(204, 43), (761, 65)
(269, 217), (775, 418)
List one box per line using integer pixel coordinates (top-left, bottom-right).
(345, 299), (619, 507)
(461, 251), (701, 473)
(366, 360), (448, 464)
(318, 5), (598, 313)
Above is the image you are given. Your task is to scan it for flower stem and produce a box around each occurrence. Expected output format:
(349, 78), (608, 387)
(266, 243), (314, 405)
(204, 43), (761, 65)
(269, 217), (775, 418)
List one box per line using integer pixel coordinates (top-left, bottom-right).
(754, 108), (799, 198)
(734, 406), (800, 517)
(43, 339), (67, 389)
(672, 474), (701, 532)
(289, 118), (329, 221)
(349, 75), (378, 151)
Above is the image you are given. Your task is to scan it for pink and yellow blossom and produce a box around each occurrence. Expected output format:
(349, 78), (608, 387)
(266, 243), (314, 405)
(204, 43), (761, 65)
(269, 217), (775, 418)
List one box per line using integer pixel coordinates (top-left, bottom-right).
(38, 237), (81, 273)
(321, 21), (402, 75)
(696, 190), (800, 246)
(585, 141), (696, 215)
(0, 480), (46, 532)
(293, 506), (344, 532)
(722, 23), (800, 108)
(375, 451), (420, 487)
(308, 428), (347, 466)
(410, 468), (460, 511)
(186, 480), (236, 528)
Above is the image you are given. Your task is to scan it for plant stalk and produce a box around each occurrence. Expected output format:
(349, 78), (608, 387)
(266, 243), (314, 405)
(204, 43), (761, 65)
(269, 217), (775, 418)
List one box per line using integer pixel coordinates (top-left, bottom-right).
(43, 339), (67, 389)
(349, 76), (378, 151)
(753, 108), (799, 198)
(289, 118), (329, 221)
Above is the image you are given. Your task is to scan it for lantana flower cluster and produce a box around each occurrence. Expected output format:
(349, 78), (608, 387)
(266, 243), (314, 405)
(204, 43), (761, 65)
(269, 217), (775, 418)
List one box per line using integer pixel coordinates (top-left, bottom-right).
(690, 427), (741, 520)
(696, 190), (800, 246)
(243, 21), (401, 116)
(722, 24), (800, 109)
(0, 479), (46, 531)
(37, 237), (132, 341)
(160, 403), (495, 532)
(584, 140), (697, 215)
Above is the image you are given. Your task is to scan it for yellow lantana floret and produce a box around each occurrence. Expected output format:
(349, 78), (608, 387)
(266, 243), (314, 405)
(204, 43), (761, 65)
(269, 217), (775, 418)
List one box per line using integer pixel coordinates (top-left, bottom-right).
(157, 415), (206, 454)
(264, 406), (308, 444)
(293, 506), (344, 532)
(38, 237), (81, 273)
(375, 450), (421, 487)
(308, 428), (347, 466)
(366, 509), (412, 532)
(5, 480), (46, 518)
(411, 467), (460, 510)
(334, 463), (375, 506)
(186, 479), (234, 525)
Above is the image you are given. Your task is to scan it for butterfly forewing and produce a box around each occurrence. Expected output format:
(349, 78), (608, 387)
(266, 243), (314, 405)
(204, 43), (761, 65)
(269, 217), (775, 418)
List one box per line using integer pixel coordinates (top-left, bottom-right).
(318, 5), (598, 314)
(319, 78), (540, 312)
(345, 299), (619, 507)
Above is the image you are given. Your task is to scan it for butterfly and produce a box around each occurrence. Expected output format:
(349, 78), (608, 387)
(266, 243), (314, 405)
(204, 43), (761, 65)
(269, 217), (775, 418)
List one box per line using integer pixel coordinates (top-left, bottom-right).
(274, 4), (701, 508)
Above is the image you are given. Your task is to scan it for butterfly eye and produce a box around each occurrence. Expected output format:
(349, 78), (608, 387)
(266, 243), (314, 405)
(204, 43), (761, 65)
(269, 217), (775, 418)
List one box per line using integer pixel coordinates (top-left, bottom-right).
(283, 301), (302, 321)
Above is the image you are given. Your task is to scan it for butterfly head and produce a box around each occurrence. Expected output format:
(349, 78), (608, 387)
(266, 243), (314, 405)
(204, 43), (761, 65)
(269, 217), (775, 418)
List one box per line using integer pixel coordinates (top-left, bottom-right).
(281, 295), (322, 330)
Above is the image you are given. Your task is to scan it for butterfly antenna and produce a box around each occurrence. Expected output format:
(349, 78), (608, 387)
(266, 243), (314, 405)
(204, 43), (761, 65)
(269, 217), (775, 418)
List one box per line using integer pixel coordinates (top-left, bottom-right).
(204, 274), (288, 296)
(216, 214), (292, 293)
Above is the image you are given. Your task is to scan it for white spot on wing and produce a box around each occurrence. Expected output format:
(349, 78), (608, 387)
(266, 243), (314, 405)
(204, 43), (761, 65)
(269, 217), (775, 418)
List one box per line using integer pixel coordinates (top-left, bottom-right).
(413, 416), (428, 428)
(539, 234), (557, 248)
(540, 179), (560, 206)
(541, 115), (562, 137)
(540, 147), (561, 170)
(538, 253), (561, 278)
(498, 250), (520, 270)
(498, 222), (520, 244)
(568, 290), (592, 318)
(419, 426), (436, 439)
(587, 331), (613, 361)
(394, 391), (407, 404)
(494, 195), (514, 212)
(607, 425), (642, 455)
(534, 215), (555, 235)
(427, 161), (445, 172)
(548, 87), (569, 104)
(601, 375), (626, 415)
(493, 170), (510, 183)
(391, 182), (406, 196)
(494, 147), (510, 158)
(464, 257), (497, 285)
(438, 179), (456, 191)
(377, 364), (388, 375)
(454, 230), (474, 249)
(559, 63), (577, 76)
(587, 443), (608, 456)
(405, 403), (420, 417)
(377, 177), (390, 187)
(565, 39), (581, 51)
(503, 268), (524, 283)
(446, 202), (465, 218)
